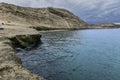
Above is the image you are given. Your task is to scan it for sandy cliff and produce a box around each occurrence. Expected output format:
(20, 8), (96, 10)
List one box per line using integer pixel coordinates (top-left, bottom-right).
(0, 3), (87, 30)
(0, 25), (45, 80)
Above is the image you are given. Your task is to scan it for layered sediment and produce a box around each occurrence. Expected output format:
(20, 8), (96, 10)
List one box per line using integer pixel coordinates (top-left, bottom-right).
(0, 3), (87, 30)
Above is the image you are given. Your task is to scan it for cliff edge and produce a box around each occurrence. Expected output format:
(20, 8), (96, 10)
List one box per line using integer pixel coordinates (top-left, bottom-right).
(0, 3), (87, 30)
(0, 25), (45, 80)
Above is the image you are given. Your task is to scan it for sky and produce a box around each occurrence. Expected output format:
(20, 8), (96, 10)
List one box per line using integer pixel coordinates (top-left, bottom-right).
(0, 0), (120, 24)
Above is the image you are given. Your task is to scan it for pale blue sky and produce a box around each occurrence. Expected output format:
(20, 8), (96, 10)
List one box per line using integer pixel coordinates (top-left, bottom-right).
(0, 0), (120, 24)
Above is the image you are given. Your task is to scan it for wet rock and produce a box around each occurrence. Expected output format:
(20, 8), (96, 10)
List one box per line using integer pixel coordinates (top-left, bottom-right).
(8, 34), (42, 48)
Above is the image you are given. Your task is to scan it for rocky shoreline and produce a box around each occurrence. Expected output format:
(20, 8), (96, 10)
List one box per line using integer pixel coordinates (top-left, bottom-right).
(0, 2), (120, 80)
(0, 25), (45, 80)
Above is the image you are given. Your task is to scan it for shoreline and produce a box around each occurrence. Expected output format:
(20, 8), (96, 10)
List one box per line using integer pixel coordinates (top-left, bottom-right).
(0, 25), (120, 80)
(38, 27), (120, 33)
(0, 3), (119, 79)
(0, 25), (45, 80)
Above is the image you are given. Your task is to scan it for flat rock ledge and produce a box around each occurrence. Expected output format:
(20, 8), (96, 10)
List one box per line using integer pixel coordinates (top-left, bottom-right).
(0, 35), (45, 80)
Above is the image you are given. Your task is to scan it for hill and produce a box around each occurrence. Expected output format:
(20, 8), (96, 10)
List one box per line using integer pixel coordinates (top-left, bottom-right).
(0, 3), (87, 30)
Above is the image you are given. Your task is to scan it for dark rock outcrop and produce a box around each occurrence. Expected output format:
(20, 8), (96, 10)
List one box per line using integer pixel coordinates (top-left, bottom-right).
(8, 34), (41, 48)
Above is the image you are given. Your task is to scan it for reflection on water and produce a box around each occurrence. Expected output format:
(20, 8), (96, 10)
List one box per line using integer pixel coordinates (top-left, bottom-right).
(18, 29), (120, 80)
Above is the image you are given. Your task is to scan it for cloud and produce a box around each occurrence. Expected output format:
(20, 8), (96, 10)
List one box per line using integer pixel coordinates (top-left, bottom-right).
(0, 0), (120, 23)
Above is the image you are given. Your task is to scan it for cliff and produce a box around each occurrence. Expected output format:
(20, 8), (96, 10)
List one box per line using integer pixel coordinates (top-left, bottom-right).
(0, 24), (45, 80)
(0, 3), (87, 30)
(0, 36), (44, 80)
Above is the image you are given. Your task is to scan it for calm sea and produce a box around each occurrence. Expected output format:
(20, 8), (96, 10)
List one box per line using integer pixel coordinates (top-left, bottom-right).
(18, 29), (120, 80)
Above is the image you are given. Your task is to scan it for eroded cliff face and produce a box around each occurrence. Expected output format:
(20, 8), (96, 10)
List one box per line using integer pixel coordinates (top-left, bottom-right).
(0, 35), (44, 80)
(0, 3), (87, 30)
(0, 23), (45, 80)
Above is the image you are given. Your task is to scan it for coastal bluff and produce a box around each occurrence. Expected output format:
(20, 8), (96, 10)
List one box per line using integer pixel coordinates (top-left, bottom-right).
(0, 25), (45, 80)
(0, 2), (88, 80)
(0, 3), (87, 30)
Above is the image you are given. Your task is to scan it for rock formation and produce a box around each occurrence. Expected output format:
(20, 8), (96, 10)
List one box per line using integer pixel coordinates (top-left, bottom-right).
(0, 36), (44, 80)
(0, 23), (45, 80)
(0, 3), (87, 30)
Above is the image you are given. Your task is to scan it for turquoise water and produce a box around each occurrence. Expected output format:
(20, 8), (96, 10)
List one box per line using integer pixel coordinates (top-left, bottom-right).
(18, 29), (120, 80)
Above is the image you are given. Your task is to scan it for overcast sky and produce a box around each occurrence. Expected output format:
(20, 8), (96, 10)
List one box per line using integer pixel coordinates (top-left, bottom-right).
(0, 0), (120, 24)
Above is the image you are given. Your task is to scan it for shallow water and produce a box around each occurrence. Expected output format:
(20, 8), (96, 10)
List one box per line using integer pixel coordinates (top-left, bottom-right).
(18, 29), (120, 80)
